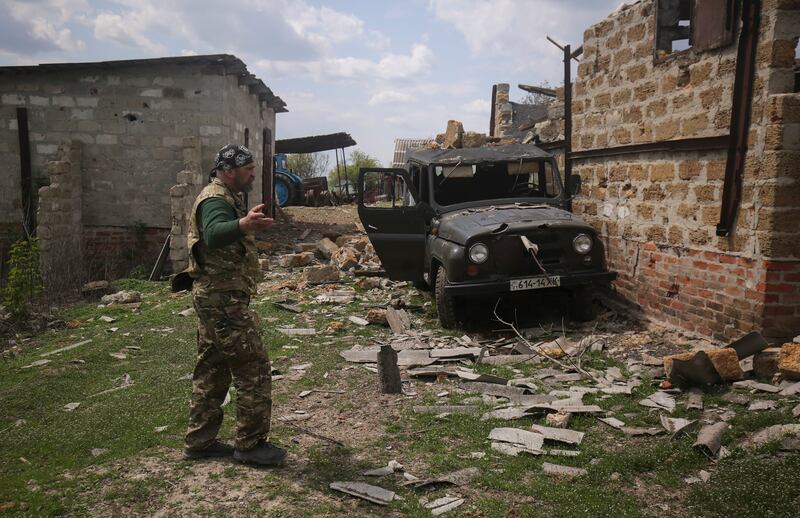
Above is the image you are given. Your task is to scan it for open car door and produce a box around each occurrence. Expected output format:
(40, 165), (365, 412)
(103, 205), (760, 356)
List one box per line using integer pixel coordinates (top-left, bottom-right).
(358, 168), (427, 281)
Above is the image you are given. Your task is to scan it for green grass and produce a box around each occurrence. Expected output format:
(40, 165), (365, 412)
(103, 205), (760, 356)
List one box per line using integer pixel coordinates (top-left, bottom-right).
(1, 278), (798, 517)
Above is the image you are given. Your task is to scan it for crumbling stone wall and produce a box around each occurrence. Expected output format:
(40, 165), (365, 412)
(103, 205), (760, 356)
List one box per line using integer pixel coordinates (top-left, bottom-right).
(571, 0), (800, 340)
(169, 137), (205, 273)
(37, 140), (84, 292)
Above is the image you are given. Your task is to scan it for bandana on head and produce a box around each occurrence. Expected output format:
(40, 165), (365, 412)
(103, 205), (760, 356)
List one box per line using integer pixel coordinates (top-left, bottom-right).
(210, 144), (253, 179)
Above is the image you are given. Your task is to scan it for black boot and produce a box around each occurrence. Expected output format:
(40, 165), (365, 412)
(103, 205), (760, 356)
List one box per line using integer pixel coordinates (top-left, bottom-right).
(183, 440), (234, 460)
(233, 440), (287, 467)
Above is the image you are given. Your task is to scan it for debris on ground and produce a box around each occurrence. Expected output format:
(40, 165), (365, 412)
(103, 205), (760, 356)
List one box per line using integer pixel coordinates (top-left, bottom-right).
(329, 481), (396, 505)
(542, 462), (587, 478)
(423, 496), (465, 516)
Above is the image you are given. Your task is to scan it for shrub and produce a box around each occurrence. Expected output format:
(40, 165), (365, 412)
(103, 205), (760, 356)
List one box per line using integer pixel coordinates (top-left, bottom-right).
(2, 238), (43, 317)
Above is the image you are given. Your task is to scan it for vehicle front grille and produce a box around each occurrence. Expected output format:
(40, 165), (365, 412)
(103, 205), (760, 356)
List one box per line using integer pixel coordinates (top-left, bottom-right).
(490, 233), (564, 276)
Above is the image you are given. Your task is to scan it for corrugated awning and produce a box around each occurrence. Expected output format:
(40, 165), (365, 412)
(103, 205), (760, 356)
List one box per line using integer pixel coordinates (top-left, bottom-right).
(275, 132), (357, 154)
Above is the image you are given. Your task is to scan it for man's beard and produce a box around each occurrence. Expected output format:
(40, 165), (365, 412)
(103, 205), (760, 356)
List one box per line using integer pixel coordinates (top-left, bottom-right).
(240, 182), (253, 193)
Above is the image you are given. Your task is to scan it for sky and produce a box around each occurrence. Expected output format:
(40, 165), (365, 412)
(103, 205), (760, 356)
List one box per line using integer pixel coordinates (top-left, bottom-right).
(0, 0), (624, 166)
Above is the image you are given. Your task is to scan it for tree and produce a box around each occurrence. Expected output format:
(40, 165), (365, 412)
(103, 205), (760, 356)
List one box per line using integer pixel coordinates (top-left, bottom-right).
(327, 149), (382, 193)
(286, 152), (330, 179)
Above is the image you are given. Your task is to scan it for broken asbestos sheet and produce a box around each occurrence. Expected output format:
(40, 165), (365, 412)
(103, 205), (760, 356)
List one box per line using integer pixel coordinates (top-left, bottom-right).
(693, 422), (729, 459)
(638, 392), (676, 413)
(529, 424), (585, 445)
(542, 462), (587, 478)
(424, 496), (465, 516)
(402, 467), (479, 489)
(489, 427), (545, 456)
(329, 481), (396, 505)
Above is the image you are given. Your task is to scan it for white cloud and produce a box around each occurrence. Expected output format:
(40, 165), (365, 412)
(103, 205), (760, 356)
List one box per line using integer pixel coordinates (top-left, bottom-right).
(463, 99), (491, 114)
(1, 0), (86, 53)
(93, 13), (164, 53)
(368, 90), (415, 106)
(254, 43), (434, 81)
(287, 5), (364, 48)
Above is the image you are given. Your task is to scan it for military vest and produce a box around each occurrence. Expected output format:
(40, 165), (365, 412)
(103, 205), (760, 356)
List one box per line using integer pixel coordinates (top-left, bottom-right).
(186, 178), (261, 295)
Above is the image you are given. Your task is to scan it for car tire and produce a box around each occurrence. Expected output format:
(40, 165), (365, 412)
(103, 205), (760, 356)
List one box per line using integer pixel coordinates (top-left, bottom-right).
(435, 265), (460, 328)
(570, 285), (596, 322)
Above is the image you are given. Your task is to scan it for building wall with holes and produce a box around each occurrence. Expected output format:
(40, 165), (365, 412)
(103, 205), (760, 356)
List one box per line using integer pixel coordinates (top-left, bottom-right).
(570, 0), (799, 340)
(0, 60), (277, 280)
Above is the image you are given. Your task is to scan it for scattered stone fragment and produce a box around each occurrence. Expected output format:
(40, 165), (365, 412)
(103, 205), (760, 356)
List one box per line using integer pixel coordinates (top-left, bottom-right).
(363, 466), (394, 477)
(721, 392), (751, 405)
(778, 343), (800, 380)
(660, 415), (697, 437)
(329, 481), (395, 506)
(90, 448), (109, 457)
(686, 388), (704, 410)
(542, 462), (587, 478)
(99, 315), (116, 323)
(316, 289), (355, 304)
(481, 407), (529, 421)
(385, 308), (411, 334)
(332, 247), (360, 270)
(454, 369), (507, 385)
(178, 308), (195, 317)
(621, 427), (664, 437)
(508, 378), (538, 390)
(424, 496), (465, 516)
(545, 412), (572, 429)
(109, 352), (127, 360)
(665, 348), (742, 382)
(489, 427), (545, 455)
(546, 449), (581, 457)
(744, 424), (800, 449)
(459, 381), (525, 398)
(64, 402), (80, 412)
(348, 316), (369, 326)
(277, 327), (316, 336)
(639, 392), (676, 413)
(303, 265), (340, 284)
(366, 308), (388, 325)
(413, 406), (480, 415)
(100, 291), (141, 305)
(403, 467), (479, 489)
(599, 417), (626, 429)
(793, 404), (800, 418)
(748, 400), (777, 411)
(279, 252), (315, 268)
(732, 380), (781, 393)
(693, 422), (729, 458)
(780, 381), (800, 396)
(154, 426), (168, 432)
(317, 238), (339, 260)
(529, 424), (584, 445)
(340, 346), (379, 363)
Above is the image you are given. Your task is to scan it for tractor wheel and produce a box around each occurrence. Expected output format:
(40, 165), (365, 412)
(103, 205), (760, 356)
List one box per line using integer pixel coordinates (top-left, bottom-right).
(435, 265), (462, 329)
(275, 173), (295, 207)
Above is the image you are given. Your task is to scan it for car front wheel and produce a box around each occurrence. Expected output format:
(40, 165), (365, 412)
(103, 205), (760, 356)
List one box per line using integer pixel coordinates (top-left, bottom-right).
(435, 265), (462, 328)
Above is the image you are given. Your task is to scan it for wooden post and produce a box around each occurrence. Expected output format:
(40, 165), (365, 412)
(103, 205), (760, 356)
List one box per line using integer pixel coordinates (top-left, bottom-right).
(377, 345), (402, 394)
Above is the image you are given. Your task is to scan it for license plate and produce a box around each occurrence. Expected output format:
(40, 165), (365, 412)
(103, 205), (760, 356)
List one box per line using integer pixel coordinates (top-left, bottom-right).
(509, 276), (561, 291)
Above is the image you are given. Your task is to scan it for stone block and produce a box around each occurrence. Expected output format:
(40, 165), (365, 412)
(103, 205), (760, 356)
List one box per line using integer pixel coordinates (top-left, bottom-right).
(278, 252), (315, 268)
(753, 347), (782, 379)
(650, 163), (675, 182)
(779, 343), (800, 380)
(332, 247), (360, 270)
(443, 120), (464, 148)
(303, 264), (340, 284)
(317, 238), (339, 259)
(96, 134), (118, 145)
(140, 88), (163, 97)
(665, 348), (743, 381)
(52, 96), (75, 107)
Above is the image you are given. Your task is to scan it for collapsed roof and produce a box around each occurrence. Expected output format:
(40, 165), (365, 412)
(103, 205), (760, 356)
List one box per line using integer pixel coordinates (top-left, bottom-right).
(407, 143), (553, 165)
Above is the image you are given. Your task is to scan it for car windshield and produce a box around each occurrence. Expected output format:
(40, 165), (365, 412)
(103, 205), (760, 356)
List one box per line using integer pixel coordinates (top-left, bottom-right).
(432, 159), (561, 206)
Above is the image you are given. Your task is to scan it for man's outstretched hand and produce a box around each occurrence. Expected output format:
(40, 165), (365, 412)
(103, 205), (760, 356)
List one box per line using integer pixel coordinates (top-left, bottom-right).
(239, 204), (274, 233)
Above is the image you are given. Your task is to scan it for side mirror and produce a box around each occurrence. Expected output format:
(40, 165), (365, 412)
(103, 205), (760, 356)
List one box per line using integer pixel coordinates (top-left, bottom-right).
(567, 174), (582, 196)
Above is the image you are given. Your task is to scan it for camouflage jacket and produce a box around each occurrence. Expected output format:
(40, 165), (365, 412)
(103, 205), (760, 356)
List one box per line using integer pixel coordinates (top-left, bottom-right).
(185, 178), (261, 296)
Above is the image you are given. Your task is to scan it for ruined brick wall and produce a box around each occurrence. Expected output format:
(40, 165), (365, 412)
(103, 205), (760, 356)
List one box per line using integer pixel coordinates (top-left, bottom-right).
(37, 141), (84, 292)
(571, 0), (800, 340)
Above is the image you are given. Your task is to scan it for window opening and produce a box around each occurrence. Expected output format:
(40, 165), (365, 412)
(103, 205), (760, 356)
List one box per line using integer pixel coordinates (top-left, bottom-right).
(244, 128), (250, 148)
(656, 0), (692, 58)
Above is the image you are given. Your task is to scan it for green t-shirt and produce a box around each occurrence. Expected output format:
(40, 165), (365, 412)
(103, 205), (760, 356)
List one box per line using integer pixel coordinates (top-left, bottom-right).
(198, 197), (243, 249)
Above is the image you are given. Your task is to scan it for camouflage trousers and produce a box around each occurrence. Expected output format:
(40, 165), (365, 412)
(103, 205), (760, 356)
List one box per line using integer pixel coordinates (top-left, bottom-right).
(185, 289), (272, 451)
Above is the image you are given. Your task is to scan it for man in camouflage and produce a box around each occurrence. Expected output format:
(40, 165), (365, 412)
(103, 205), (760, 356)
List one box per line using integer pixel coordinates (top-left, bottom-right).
(181, 144), (286, 467)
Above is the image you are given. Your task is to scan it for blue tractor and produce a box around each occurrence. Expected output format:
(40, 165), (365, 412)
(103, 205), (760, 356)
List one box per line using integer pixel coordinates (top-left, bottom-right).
(273, 153), (305, 207)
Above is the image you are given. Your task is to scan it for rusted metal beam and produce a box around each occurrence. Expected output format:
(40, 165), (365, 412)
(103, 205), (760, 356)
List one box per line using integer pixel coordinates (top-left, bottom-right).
(518, 84), (557, 97)
(569, 135), (729, 160)
(563, 44), (573, 212)
(717, 0), (760, 237)
(489, 84), (497, 137)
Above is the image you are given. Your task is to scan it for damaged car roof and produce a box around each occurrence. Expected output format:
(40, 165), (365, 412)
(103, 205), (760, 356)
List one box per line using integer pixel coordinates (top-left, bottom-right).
(406, 143), (553, 166)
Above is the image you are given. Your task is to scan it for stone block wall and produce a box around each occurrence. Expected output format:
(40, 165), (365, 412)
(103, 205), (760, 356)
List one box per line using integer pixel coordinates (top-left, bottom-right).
(37, 141), (84, 292)
(0, 56), (280, 282)
(570, 0), (800, 340)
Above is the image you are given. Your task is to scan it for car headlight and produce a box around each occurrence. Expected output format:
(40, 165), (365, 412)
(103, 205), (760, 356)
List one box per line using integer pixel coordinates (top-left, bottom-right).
(468, 243), (489, 264)
(573, 234), (593, 254)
